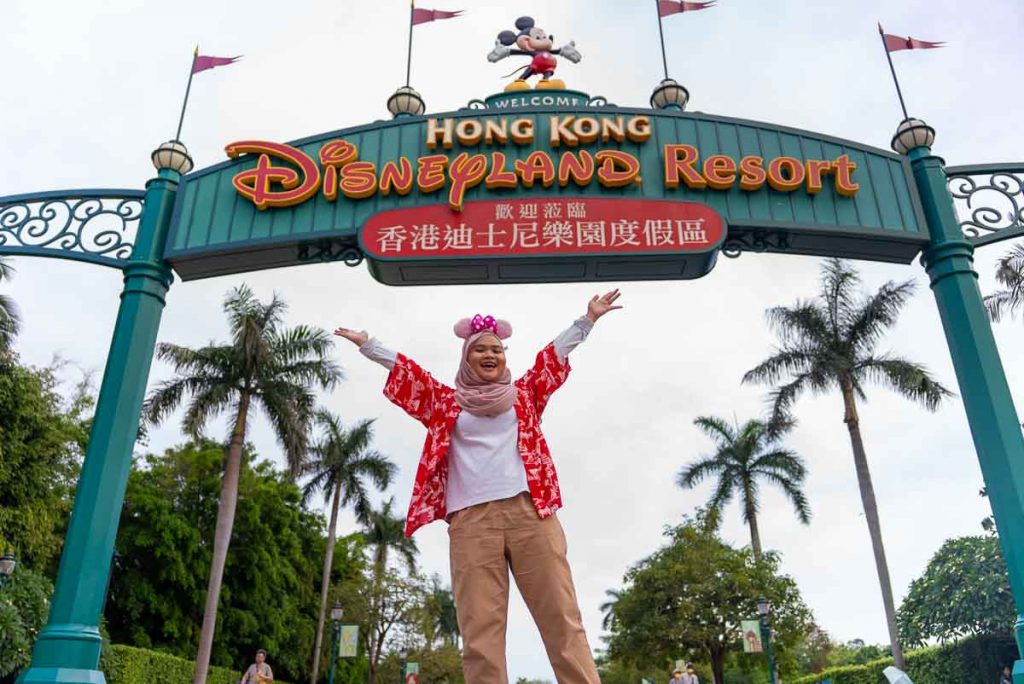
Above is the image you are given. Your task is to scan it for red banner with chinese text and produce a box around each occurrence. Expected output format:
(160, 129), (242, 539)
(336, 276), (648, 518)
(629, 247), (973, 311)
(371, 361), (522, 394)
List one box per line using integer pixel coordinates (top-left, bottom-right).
(360, 198), (725, 259)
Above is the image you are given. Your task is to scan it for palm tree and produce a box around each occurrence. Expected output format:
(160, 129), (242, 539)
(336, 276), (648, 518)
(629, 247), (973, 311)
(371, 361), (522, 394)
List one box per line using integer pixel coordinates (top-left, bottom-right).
(599, 588), (621, 631)
(362, 497), (418, 577)
(0, 257), (20, 349)
(425, 577), (460, 649)
(984, 243), (1024, 322)
(677, 415), (810, 561)
(743, 258), (951, 669)
(304, 412), (395, 684)
(361, 498), (418, 684)
(142, 284), (342, 684)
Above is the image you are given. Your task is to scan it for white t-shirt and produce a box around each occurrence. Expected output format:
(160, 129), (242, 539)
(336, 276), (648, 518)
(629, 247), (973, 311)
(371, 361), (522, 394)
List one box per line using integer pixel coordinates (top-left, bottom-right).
(360, 318), (592, 514)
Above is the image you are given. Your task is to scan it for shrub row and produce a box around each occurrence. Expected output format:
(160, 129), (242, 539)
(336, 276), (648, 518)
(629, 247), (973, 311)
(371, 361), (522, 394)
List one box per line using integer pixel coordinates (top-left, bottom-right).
(791, 634), (1017, 684)
(104, 644), (241, 684)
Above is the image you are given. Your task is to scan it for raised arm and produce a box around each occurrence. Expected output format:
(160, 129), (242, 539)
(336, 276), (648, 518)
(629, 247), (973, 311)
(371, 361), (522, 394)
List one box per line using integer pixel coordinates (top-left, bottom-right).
(522, 289), (623, 414)
(334, 326), (450, 426)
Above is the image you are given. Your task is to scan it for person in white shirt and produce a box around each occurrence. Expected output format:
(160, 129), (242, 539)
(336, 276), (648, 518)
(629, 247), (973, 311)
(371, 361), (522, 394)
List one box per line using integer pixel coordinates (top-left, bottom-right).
(334, 289), (622, 684)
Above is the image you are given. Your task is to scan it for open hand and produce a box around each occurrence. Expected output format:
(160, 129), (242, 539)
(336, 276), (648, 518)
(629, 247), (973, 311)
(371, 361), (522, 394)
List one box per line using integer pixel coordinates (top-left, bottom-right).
(333, 327), (369, 346)
(586, 288), (623, 322)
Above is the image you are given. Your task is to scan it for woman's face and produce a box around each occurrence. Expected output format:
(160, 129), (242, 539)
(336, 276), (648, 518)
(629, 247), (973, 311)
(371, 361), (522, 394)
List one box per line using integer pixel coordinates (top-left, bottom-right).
(467, 333), (506, 382)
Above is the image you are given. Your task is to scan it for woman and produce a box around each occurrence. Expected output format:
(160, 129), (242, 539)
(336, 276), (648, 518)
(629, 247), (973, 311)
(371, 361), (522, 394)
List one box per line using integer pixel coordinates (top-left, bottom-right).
(240, 649), (273, 684)
(334, 289), (622, 684)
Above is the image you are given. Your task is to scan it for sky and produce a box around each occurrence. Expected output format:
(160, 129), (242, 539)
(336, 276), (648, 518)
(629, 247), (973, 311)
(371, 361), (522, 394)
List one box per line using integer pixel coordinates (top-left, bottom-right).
(3, 0), (1024, 681)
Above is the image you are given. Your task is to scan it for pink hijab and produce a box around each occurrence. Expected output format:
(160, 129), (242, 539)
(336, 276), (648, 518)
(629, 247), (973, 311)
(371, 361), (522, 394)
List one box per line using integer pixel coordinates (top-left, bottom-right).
(454, 316), (514, 417)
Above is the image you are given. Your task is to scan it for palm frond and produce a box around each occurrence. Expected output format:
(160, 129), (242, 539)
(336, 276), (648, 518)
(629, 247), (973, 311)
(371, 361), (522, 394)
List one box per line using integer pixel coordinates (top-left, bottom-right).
(845, 279), (915, 353)
(764, 303), (832, 348)
(856, 355), (953, 411)
(985, 244), (1024, 322)
(182, 383), (236, 439)
(742, 348), (816, 387)
(677, 455), (728, 489)
(692, 415), (736, 447)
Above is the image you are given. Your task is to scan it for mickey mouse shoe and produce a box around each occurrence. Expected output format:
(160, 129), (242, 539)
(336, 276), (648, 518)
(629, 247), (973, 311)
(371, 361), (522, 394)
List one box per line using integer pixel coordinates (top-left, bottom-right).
(504, 79), (531, 92)
(536, 78), (566, 89)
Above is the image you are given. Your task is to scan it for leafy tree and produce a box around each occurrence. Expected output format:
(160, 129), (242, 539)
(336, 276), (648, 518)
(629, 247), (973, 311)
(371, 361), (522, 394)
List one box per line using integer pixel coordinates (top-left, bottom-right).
(0, 257), (19, 350)
(143, 285), (341, 684)
(984, 243), (1024, 322)
(792, 623), (834, 675)
(376, 645), (464, 683)
(303, 413), (394, 684)
(744, 258), (951, 669)
(0, 357), (92, 571)
(678, 416), (810, 560)
(604, 511), (812, 684)
(0, 565), (52, 679)
(106, 441), (366, 684)
(337, 568), (424, 684)
(897, 535), (1014, 646)
(825, 638), (888, 667)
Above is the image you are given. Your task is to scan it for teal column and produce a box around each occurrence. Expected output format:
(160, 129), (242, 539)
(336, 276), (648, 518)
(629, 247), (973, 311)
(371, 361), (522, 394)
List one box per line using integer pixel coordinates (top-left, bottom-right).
(908, 143), (1024, 682)
(17, 164), (181, 684)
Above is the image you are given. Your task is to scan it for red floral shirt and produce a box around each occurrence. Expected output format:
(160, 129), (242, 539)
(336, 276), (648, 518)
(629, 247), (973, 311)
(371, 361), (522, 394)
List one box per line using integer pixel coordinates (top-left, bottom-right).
(383, 343), (571, 536)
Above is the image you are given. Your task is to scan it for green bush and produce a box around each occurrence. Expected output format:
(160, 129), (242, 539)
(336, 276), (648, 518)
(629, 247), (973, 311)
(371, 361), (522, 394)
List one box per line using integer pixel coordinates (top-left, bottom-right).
(104, 645), (241, 684)
(791, 634), (1016, 684)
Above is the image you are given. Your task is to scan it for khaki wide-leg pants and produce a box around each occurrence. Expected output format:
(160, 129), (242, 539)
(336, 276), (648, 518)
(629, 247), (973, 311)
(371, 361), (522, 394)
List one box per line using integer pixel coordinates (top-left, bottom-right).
(448, 492), (600, 684)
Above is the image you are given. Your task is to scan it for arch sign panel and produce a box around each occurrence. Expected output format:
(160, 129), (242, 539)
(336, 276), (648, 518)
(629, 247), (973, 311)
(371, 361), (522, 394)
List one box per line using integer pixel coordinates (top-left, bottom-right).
(166, 90), (926, 285)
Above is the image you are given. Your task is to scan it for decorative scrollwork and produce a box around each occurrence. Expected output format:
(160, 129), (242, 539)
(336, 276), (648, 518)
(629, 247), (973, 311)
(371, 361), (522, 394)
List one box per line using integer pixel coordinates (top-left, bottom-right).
(296, 238), (364, 267)
(0, 189), (145, 268)
(464, 99), (487, 110)
(946, 163), (1024, 245)
(587, 96), (613, 107)
(721, 230), (791, 258)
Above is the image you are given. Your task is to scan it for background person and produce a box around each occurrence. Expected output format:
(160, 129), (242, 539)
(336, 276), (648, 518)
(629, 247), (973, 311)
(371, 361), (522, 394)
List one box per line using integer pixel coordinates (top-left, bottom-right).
(240, 649), (273, 684)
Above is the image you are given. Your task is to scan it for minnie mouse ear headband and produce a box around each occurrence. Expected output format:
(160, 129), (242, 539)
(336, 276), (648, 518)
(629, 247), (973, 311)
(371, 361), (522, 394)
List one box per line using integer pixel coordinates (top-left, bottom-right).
(454, 314), (513, 340)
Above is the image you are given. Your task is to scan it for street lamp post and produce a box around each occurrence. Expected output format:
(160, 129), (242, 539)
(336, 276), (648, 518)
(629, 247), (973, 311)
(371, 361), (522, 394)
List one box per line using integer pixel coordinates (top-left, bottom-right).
(398, 650), (407, 684)
(328, 601), (343, 684)
(0, 551), (16, 590)
(757, 597), (777, 684)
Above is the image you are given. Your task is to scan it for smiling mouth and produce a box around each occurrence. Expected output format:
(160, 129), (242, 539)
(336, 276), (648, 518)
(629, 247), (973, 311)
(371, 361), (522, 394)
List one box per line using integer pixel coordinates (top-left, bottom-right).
(481, 361), (498, 370)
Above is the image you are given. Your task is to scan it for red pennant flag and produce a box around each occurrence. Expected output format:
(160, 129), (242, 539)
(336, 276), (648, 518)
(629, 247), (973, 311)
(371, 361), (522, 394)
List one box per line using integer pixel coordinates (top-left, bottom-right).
(878, 25), (944, 52)
(412, 8), (463, 25)
(658, 0), (716, 17)
(192, 55), (241, 74)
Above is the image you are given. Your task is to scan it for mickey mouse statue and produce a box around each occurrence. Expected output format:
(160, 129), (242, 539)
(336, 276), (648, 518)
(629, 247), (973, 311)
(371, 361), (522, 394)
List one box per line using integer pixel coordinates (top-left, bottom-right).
(487, 16), (582, 91)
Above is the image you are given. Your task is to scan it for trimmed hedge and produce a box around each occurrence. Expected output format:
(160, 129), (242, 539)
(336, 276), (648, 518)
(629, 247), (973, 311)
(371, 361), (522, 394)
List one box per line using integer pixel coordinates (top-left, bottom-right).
(791, 634), (1017, 684)
(104, 645), (241, 684)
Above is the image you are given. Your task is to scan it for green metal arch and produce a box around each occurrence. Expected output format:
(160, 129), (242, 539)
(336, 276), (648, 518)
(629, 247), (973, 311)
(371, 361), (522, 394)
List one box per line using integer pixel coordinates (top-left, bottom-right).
(165, 102), (928, 282)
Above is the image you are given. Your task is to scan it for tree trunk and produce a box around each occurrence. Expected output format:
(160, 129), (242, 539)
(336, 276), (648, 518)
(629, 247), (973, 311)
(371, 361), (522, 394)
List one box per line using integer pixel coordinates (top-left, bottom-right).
(840, 380), (905, 670)
(310, 483), (343, 684)
(193, 395), (250, 684)
(709, 642), (726, 684)
(744, 488), (763, 561)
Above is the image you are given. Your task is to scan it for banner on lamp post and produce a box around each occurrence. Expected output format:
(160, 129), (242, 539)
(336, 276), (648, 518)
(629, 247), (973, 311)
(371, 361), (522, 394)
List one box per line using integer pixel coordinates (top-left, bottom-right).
(339, 626), (359, 657)
(741, 620), (763, 653)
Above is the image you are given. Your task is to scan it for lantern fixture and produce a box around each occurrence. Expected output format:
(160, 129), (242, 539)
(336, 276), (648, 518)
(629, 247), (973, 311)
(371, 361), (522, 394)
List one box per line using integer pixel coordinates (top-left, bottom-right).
(891, 118), (936, 155)
(151, 140), (194, 174)
(650, 78), (689, 111)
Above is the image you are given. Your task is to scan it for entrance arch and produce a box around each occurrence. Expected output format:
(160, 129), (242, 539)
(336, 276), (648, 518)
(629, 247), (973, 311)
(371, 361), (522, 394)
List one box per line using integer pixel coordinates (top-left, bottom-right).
(3, 88), (1023, 684)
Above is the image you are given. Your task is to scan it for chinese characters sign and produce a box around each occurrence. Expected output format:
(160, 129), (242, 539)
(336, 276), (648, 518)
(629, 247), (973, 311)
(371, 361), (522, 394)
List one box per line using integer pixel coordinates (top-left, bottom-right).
(360, 198), (725, 259)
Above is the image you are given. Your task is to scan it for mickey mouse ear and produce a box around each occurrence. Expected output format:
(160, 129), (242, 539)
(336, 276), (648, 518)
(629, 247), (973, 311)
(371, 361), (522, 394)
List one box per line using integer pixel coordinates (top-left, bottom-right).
(515, 16), (535, 31)
(454, 318), (474, 339)
(497, 30), (517, 46)
(493, 319), (513, 339)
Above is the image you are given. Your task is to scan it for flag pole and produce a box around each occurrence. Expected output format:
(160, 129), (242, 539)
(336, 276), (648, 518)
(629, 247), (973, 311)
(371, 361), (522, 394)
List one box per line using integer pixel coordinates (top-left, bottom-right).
(655, 0), (669, 79)
(878, 23), (910, 120)
(175, 47), (199, 142)
(406, 0), (415, 87)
